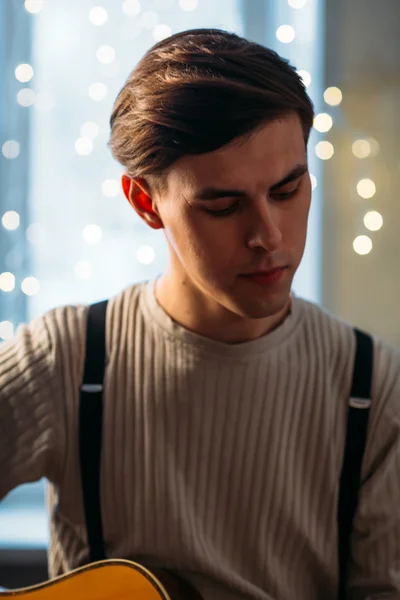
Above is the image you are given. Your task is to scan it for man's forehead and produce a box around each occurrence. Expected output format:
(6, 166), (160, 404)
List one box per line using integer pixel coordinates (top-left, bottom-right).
(169, 115), (307, 191)
(172, 156), (307, 197)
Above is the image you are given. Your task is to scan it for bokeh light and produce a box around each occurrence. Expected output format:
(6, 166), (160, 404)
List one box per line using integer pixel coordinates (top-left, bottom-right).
(276, 25), (296, 43)
(2, 141), (20, 159)
(15, 64), (34, 83)
(357, 179), (376, 199)
(89, 6), (108, 25)
(324, 86), (343, 106)
(315, 141), (334, 160)
(21, 276), (40, 296)
(83, 224), (103, 244)
(136, 245), (156, 264)
(353, 235), (372, 255)
(364, 211), (383, 231)
(314, 113), (333, 133)
(0, 272), (16, 292)
(2, 211), (20, 230)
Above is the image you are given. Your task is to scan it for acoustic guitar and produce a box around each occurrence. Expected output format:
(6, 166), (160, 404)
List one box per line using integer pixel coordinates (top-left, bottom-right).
(0, 559), (203, 599)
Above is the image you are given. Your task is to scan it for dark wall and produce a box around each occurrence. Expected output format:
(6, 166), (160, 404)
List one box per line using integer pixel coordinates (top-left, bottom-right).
(0, 550), (47, 590)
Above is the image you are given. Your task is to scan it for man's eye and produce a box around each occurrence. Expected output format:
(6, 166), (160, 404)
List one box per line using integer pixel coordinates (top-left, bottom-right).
(273, 187), (298, 200)
(202, 186), (299, 216)
(204, 203), (239, 217)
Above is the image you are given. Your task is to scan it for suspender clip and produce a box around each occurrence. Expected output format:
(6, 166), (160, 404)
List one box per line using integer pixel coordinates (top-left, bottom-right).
(81, 383), (104, 393)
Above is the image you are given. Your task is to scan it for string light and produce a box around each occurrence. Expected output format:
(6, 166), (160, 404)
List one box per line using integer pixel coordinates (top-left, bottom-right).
(314, 113), (333, 133)
(353, 235), (372, 255)
(17, 88), (36, 107)
(0, 272), (16, 292)
(324, 86), (343, 106)
(24, 0), (44, 13)
(136, 245), (155, 264)
(357, 178), (376, 199)
(7, 0), (379, 316)
(352, 139), (371, 159)
(102, 179), (120, 197)
(288, 0), (308, 7)
(179, 0), (198, 10)
(74, 260), (93, 279)
(2, 141), (20, 160)
(122, 0), (141, 16)
(96, 45), (116, 64)
(89, 7), (108, 25)
(0, 321), (14, 341)
(83, 224), (103, 244)
(21, 276), (40, 296)
(276, 25), (296, 43)
(315, 141), (334, 160)
(2, 211), (20, 230)
(26, 223), (43, 244)
(364, 211), (383, 232)
(297, 70), (312, 88)
(153, 24), (172, 40)
(366, 137), (380, 157)
(15, 64), (34, 83)
(88, 82), (108, 101)
(80, 122), (100, 139)
(75, 137), (94, 156)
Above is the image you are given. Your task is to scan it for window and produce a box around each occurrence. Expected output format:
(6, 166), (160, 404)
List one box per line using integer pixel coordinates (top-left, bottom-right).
(0, 0), (323, 549)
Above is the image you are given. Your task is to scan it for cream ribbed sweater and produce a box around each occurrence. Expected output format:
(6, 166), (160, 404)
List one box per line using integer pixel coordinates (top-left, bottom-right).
(1, 281), (400, 600)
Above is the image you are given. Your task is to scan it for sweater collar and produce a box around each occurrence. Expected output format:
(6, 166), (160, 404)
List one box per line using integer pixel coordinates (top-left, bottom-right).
(140, 279), (305, 360)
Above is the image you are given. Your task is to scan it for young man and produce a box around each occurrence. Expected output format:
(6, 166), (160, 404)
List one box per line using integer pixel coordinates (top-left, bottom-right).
(1, 28), (399, 600)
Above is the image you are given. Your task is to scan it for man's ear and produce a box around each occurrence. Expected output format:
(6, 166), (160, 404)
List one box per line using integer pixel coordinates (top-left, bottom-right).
(121, 174), (164, 230)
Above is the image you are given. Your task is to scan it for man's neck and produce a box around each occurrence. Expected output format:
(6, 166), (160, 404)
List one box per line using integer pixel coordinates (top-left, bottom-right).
(154, 272), (292, 344)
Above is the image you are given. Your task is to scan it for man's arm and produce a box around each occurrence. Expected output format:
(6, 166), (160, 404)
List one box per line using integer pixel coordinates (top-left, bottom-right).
(347, 338), (400, 600)
(0, 311), (67, 500)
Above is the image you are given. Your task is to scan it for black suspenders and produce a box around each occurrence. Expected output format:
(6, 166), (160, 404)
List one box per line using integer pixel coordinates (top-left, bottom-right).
(78, 301), (373, 600)
(338, 328), (373, 599)
(79, 300), (108, 563)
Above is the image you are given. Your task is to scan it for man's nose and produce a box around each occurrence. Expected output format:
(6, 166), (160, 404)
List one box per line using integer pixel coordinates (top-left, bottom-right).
(246, 203), (283, 252)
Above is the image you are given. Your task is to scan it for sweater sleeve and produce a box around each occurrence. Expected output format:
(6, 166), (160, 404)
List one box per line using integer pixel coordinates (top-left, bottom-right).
(0, 306), (86, 500)
(347, 337), (400, 599)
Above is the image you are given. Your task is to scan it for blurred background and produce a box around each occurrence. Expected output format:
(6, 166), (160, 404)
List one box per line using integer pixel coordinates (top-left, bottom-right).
(0, 0), (399, 588)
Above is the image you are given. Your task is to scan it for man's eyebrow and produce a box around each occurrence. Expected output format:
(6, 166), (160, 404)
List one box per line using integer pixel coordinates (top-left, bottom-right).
(193, 163), (308, 201)
(270, 163), (308, 191)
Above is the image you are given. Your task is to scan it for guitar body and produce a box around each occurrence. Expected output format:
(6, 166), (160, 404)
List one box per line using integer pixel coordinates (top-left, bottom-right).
(0, 559), (200, 600)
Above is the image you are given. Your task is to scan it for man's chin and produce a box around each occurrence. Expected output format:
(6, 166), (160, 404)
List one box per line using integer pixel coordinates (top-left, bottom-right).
(244, 300), (290, 321)
(228, 290), (292, 321)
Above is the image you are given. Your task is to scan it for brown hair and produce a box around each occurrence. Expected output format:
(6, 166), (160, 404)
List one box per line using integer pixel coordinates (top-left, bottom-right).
(109, 28), (314, 181)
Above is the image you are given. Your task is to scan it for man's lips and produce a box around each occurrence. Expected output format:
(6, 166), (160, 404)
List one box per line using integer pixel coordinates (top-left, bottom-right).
(240, 266), (288, 285)
(241, 266), (288, 276)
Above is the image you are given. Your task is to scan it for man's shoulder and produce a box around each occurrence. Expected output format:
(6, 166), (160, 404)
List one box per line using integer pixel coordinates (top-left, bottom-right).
(296, 294), (397, 349)
(294, 294), (359, 341)
(38, 280), (147, 331)
(106, 280), (148, 314)
(295, 295), (400, 401)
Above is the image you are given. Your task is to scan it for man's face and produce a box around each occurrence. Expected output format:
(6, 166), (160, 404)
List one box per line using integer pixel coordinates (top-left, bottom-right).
(154, 112), (312, 320)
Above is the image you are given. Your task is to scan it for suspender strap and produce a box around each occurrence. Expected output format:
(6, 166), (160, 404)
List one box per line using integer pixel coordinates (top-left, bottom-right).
(79, 299), (108, 563)
(79, 303), (373, 599)
(79, 303), (203, 599)
(337, 328), (374, 599)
